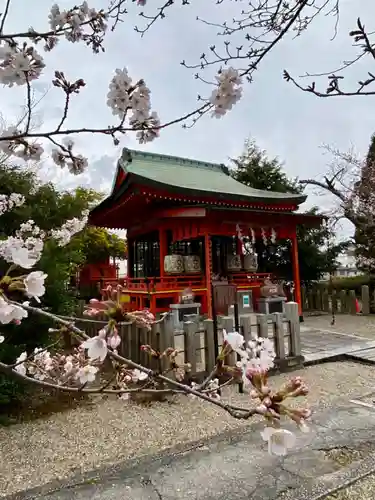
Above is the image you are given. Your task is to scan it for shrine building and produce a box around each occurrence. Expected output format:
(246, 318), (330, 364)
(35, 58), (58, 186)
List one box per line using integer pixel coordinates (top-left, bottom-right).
(88, 148), (322, 318)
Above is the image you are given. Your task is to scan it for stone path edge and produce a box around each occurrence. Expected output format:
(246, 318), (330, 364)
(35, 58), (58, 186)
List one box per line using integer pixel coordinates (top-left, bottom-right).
(4, 405), (375, 500)
(280, 450), (375, 500)
(0, 423), (260, 500)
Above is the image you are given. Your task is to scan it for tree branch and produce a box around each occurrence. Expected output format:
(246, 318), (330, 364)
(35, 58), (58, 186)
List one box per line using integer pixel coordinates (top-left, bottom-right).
(4, 301), (259, 420)
(299, 178), (347, 203)
(284, 17), (375, 98)
(0, 0), (12, 35)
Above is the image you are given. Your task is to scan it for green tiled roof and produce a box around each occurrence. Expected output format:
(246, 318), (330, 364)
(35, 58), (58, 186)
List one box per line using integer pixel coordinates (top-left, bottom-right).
(116, 149), (306, 204)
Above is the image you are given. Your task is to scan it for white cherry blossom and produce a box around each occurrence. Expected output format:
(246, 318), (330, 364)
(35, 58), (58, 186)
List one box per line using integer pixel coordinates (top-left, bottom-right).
(14, 351), (27, 376)
(24, 271), (48, 301)
(0, 335), (4, 343)
(0, 43), (45, 87)
(0, 297), (28, 324)
(246, 337), (276, 372)
(223, 330), (245, 354)
(131, 369), (148, 383)
(107, 331), (121, 350)
(76, 365), (98, 384)
(63, 355), (74, 374)
(260, 427), (296, 456)
(0, 193), (25, 215)
(210, 68), (243, 118)
(10, 246), (41, 269)
(51, 211), (89, 246)
(81, 329), (108, 361)
(107, 68), (132, 117)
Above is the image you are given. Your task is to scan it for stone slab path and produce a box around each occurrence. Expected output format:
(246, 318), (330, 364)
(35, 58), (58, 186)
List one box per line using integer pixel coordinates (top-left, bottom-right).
(300, 326), (375, 364)
(8, 403), (375, 500)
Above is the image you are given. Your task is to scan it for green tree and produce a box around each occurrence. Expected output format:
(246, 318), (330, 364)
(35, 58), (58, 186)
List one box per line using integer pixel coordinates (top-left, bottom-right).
(353, 134), (375, 272)
(0, 163), (125, 408)
(230, 140), (346, 283)
(71, 226), (126, 265)
(231, 140), (302, 195)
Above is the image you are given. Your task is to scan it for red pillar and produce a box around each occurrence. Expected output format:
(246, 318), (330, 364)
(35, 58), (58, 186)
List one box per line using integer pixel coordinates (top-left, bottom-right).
(204, 233), (213, 318)
(291, 230), (303, 318)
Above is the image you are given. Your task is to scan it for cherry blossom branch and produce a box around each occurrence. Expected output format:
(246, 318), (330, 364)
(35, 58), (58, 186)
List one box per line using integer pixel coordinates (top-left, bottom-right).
(180, 0), (337, 78)
(5, 300), (261, 419)
(0, 101), (210, 143)
(135, 0), (181, 36)
(25, 79), (33, 135)
(0, 0), (343, 171)
(0, 361), (182, 395)
(0, 0), (128, 41)
(181, 3), (308, 78)
(9, 335), (63, 369)
(0, 266), (310, 435)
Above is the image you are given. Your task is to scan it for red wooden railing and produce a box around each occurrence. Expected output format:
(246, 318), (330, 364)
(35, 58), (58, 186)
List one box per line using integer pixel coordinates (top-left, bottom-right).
(99, 272), (273, 293)
(229, 272), (272, 287)
(100, 274), (206, 292)
(127, 275), (206, 291)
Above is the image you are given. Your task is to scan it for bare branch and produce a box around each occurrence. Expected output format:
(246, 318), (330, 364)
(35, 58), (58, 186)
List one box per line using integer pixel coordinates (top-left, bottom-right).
(299, 178), (348, 203)
(285, 17), (375, 98)
(0, 0), (12, 35)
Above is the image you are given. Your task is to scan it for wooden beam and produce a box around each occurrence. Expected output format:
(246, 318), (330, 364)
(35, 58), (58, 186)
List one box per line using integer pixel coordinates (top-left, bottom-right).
(154, 207), (207, 218)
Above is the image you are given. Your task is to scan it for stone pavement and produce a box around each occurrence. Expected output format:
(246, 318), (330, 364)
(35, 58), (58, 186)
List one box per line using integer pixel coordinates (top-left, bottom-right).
(7, 402), (375, 500)
(300, 326), (375, 364)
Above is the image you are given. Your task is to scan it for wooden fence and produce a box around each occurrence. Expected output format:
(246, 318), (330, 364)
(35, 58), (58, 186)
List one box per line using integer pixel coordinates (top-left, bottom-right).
(301, 285), (371, 315)
(71, 302), (303, 380)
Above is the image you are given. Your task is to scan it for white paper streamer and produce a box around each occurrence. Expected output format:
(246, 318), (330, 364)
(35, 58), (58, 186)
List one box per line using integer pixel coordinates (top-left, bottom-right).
(236, 224), (243, 241)
(271, 228), (277, 244)
(261, 227), (267, 246)
(250, 227), (256, 245)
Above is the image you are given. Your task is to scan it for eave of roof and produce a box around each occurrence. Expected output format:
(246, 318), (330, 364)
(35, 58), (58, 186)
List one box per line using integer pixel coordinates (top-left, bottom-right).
(117, 148), (306, 204)
(89, 148), (308, 221)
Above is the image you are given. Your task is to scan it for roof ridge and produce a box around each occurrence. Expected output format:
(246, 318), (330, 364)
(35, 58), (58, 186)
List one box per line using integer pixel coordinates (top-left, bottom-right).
(121, 148), (227, 174)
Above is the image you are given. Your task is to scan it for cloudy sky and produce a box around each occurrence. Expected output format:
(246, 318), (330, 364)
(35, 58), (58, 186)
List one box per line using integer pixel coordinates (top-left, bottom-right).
(2, 0), (374, 240)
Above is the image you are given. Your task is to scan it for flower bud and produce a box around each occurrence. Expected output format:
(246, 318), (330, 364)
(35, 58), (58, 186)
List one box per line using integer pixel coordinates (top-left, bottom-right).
(297, 408), (312, 419)
(262, 396), (272, 407)
(255, 404), (268, 415)
(299, 420), (310, 433)
(289, 383), (309, 398)
(98, 328), (107, 339)
(260, 384), (271, 396)
(249, 389), (259, 399)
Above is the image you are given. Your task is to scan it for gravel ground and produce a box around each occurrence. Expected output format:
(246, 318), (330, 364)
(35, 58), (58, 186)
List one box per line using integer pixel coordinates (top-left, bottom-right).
(326, 473), (375, 499)
(1, 360), (375, 497)
(304, 314), (375, 340)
